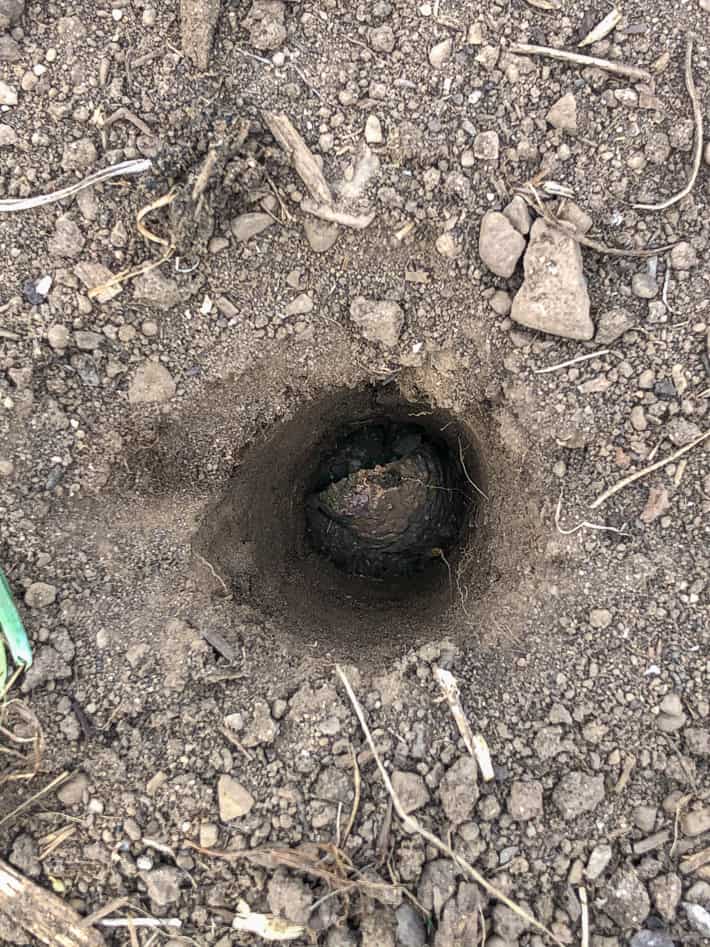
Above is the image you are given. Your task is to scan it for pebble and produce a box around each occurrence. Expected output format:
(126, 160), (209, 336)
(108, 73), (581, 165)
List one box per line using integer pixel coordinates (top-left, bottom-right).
(0, 123), (17, 146)
(391, 771), (430, 814)
(604, 868), (651, 928)
(684, 902), (710, 937)
(586, 844), (613, 880)
(231, 212), (275, 242)
(629, 932), (674, 947)
(61, 137), (98, 172)
(595, 308), (635, 344)
(429, 37), (452, 67)
(25, 582), (57, 609)
(57, 772), (88, 806)
(665, 417), (701, 446)
(74, 330), (102, 351)
(632, 273), (658, 299)
(589, 608), (612, 629)
(553, 771), (605, 819)
(133, 270), (181, 310)
(0, 35), (21, 62)
(630, 405), (647, 432)
(650, 874), (682, 921)
(285, 293), (314, 316)
(304, 218), (339, 253)
(439, 756), (479, 824)
(473, 130), (499, 161)
(128, 360), (176, 404)
(546, 93), (577, 131)
(365, 114), (383, 144)
(670, 241), (697, 270)
(143, 866), (181, 906)
(511, 219), (593, 341)
(478, 211), (526, 278)
(370, 25), (395, 53)
(489, 289), (512, 316)
(0, 459), (14, 478)
(349, 296), (404, 348)
(508, 780), (543, 820)
(217, 774), (255, 820)
(685, 727), (710, 756)
(503, 195), (531, 235)
(681, 807), (710, 837)
(435, 232), (462, 259)
(0, 80), (18, 106)
(74, 262), (121, 304)
(199, 822), (219, 848)
(395, 903), (426, 947)
(242, 0), (286, 51)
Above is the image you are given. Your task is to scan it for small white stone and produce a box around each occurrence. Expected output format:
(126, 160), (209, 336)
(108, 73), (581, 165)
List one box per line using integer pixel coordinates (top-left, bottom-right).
(429, 37), (452, 68)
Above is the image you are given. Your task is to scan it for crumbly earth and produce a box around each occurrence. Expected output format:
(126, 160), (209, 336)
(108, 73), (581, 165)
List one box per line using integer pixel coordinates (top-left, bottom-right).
(1, 1), (709, 946)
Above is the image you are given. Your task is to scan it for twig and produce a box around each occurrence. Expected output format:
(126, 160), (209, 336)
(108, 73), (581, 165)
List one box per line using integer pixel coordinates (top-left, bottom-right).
(300, 198), (375, 230)
(614, 753), (636, 794)
(509, 42), (651, 81)
(97, 918), (182, 930)
(634, 36), (702, 211)
(88, 245), (175, 300)
(518, 186), (676, 258)
(263, 111), (332, 205)
(137, 189), (177, 246)
(38, 824), (76, 861)
(0, 328), (20, 341)
(101, 106), (153, 138)
(590, 431), (709, 509)
(80, 898), (130, 928)
(0, 771), (69, 830)
(579, 886), (590, 947)
(342, 746), (361, 845)
(534, 350), (611, 374)
(434, 668), (495, 781)
(579, 9), (621, 48)
(670, 793), (693, 858)
(662, 265), (677, 315)
(555, 491), (630, 536)
(336, 666), (565, 947)
(193, 551), (231, 598)
(0, 159), (152, 214)
(458, 437), (489, 501)
(219, 725), (253, 761)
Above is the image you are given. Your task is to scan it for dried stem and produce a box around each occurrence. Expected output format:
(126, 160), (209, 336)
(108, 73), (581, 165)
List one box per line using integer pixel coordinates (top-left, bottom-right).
(634, 36), (703, 211)
(336, 666), (565, 947)
(509, 42), (651, 81)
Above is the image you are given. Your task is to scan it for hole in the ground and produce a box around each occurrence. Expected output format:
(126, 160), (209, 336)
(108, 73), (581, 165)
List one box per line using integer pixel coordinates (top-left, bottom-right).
(306, 417), (469, 580)
(196, 386), (491, 656)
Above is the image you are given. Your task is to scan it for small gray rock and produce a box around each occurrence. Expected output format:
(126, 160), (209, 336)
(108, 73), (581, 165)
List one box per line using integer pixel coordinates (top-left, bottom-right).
(665, 417), (701, 447)
(546, 93), (577, 131)
(267, 868), (312, 924)
(650, 873), (682, 922)
(508, 780), (543, 821)
(143, 866), (181, 906)
(9, 834), (40, 879)
(439, 756), (479, 825)
(304, 217), (339, 253)
(391, 771), (430, 815)
(479, 211), (526, 278)
(418, 859), (457, 916)
(632, 273), (658, 299)
(217, 774), (255, 820)
(586, 843), (612, 880)
(685, 727), (710, 756)
(0, 80), (18, 106)
(511, 218), (593, 341)
(473, 130), (499, 161)
(62, 137), (98, 172)
(684, 902), (710, 937)
(231, 211), (275, 242)
(429, 37), (452, 67)
(242, 699), (278, 748)
(629, 931), (674, 947)
(48, 215), (85, 258)
(670, 241), (697, 270)
(349, 296), (404, 348)
(503, 195), (531, 235)
(0, 0), (24, 29)
(604, 868), (650, 928)
(25, 582), (57, 609)
(553, 771), (605, 819)
(133, 269), (181, 310)
(681, 806), (710, 837)
(395, 903), (426, 947)
(595, 308), (635, 345)
(74, 331), (102, 351)
(128, 361), (176, 404)
(243, 0), (286, 51)
(489, 289), (512, 316)
(57, 772), (89, 806)
(74, 261), (122, 303)
(0, 34), (22, 62)
(0, 123), (17, 146)
(370, 24), (395, 53)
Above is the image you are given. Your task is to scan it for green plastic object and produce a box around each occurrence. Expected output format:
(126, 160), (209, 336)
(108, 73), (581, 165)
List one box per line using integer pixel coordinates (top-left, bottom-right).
(0, 567), (33, 680)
